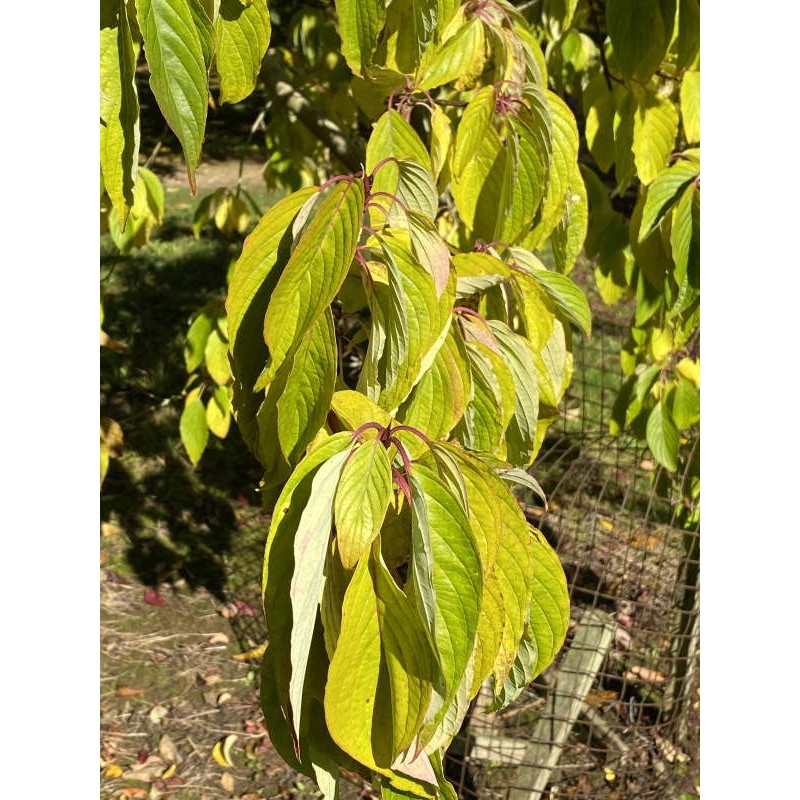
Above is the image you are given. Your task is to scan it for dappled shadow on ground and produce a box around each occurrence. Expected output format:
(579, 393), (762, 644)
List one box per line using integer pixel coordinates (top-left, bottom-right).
(101, 213), (265, 604)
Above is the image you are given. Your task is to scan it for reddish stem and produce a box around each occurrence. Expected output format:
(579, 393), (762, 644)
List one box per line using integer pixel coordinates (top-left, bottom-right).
(351, 421), (388, 442)
(369, 191), (410, 214)
(390, 425), (432, 447)
(392, 466), (412, 503)
(389, 436), (415, 477)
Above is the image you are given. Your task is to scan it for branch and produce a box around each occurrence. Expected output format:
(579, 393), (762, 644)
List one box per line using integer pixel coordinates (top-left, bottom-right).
(260, 52), (366, 173)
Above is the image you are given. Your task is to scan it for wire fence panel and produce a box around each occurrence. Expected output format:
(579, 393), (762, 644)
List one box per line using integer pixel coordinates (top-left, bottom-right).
(443, 270), (700, 800)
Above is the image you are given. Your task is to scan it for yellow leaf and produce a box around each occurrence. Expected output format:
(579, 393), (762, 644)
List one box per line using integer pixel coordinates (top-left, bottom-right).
(233, 641), (268, 662)
(161, 764), (176, 779)
(212, 734), (237, 768)
(104, 763), (123, 779)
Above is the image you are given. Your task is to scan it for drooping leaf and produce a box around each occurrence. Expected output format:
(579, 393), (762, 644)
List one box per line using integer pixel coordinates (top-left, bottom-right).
(550, 161), (588, 274)
(452, 86), (495, 178)
(680, 70), (700, 144)
(100, 0), (140, 223)
(205, 323), (232, 385)
(289, 447), (353, 741)
(675, 0), (700, 70)
(408, 463), (482, 746)
(668, 378), (700, 430)
(214, 0), (271, 104)
(583, 74), (616, 173)
(646, 400), (679, 471)
(184, 308), (214, 372)
(334, 438), (393, 569)
(334, 0), (387, 76)
(136, 0), (213, 191)
(180, 388), (209, 464)
(416, 16), (485, 91)
(226, 188), (317, 455)
(487, 321), (540, 467)
(206, 386), (232, 437)
(605, 0), (671, 83)
(263, 180), (364, 383)
(670, 180), (700, 287)
(276, 309), (338, 464)
(632, 92), (680, 186)
(639, 160), (699, 242)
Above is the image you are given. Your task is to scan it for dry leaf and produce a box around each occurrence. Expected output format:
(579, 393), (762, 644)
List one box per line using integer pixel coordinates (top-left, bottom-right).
(123, 755), (166, 783)
(216, 691), (233, 705)
(101, 522), (123, 538)
(116, 686), (145, 698)
(149, 705), (169, 725)
(625, 665), (666, 683)
(118, 789), (148, 799)
(158, 734), (180, 764)
(220, 772), (236, 793)
(208, 632), (229, 645)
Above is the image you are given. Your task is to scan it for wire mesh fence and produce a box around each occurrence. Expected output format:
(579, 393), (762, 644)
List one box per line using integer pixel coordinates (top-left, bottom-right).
(442, 271), (700, 800)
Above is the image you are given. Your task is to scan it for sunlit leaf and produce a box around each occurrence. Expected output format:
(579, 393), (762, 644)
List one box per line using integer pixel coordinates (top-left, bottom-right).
(680, 71), (700, 144)
(335, 0), (387, 76)
(646, 400), (679, 471)
(214, 0), (271, 105)
(180, 388), (209, 464)
(136, 0), (213, 191)
(632, 92), (680, 186)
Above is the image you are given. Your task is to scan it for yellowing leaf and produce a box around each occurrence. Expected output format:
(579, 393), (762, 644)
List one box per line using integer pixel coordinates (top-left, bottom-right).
(335, 0), (387, 76)
(137, 0), (213, 192)
(334, 439), (393, 569)
(680, 70), (700, 144)
(632, 93), (680, 186)
(416, 17), (485, 91)
(263, 180), (364, 383)
(100, 0), (140, 223)
(215, 0), (271, 105)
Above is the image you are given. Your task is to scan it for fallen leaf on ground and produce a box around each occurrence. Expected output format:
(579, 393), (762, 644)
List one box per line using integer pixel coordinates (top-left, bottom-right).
(221, 772), (236, 792)
(212, 735), (238, 768)
(149, 705), (169, 725)
(115, 686), (145, 698)
(208, 632), (229, 645)
(233, 641), (268, 662)
(104, 763), (123, 778)
(123, 754), (166, 782)
(625, 666), (666, 683)
(144, 589), (166, 607)
(101, 522), (123, 538)
(158, 734), (180, 764)
(234, 600), (257, 617)
(117, 789), (148, 799)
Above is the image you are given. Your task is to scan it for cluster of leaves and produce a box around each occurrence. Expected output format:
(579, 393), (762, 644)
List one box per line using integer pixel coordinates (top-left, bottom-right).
(216, 1), (598, 795)
(525, 0), (700, 523)
(180, 300), (234, 464)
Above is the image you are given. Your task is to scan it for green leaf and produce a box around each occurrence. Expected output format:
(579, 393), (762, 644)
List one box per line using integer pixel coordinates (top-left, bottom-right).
(205, 323), (232, 385)
(277, 309), (338, 463)
(408, 463), (482, 745)
(383, 0), (438, 74)
(206, 387), (232, 438)
(395, 327), (471, 440)
(487, 321), (540, 467)
(180, 389), (209, 464)
(429, 105), (453, 183)
(670, 181), (699, 287)
(324, 551), (436, 783)
(263, 180), (364, 384)
(334, 439), (393, 569)
(491, 529), (569, 710)
(108, 166), (165, 252)
(675, 0), (700, 70)
(680, 71), (700, 144)
(184, 309), (213, 372)
(416, 16), (485, 91)
(582, 75), (615, 173)
(613, 93), (636, 190)
(508, 249), (591, 337)
(639, 160), (699, 242)
(100, 0), (140, 223)
(550, 161), (588, 274)
(214, 0), (271, 104)
(334, 0), (387, 76)
(330, 390), (394, 431)
(136, 0), (213, 192)
(261, 433), (355, 768)
(226, 188), (317, 455)
(527, 91), (580, 247)
(606, 0), (671, 83)
(367, 110), (433, 175)
(632, 93), (680, 186)
(646, 400), (679, 471)
(452, 86), (495, 177)
(668, 378), (700, 430)
(289, 446), (353, 741)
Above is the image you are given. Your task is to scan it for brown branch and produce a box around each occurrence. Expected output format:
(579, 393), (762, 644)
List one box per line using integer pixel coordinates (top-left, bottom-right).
(260, 52), (366, 173)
